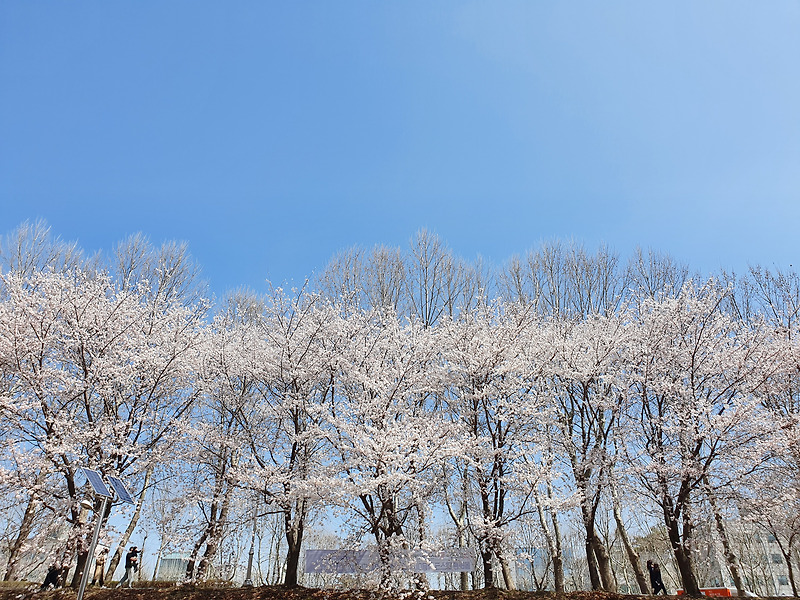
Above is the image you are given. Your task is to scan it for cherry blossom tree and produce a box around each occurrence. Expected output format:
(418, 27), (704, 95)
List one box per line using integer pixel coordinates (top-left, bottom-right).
(326, 308), (450, 590)
(237, 288), (337, 587)
(622, 281), (776, 596)
(0, 266), (205, 584)
(181, 297), (260, 582)
(545, 312), (630, 592)
(439, 301), (546, 590)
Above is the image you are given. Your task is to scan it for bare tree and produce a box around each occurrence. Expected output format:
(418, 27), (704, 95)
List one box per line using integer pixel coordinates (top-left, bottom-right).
(316, 246), (366, 310)
(626, 247), (690, 304)
(363, 245), (406, 314)
(0, 219), (85, 277)
(405, 229), (454, 328)
(112, 233), (207, 308)
(498, 240), (626, 318)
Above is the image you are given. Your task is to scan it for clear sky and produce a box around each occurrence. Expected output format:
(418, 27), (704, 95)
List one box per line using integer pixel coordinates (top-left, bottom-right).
(2, 2), (799, 297)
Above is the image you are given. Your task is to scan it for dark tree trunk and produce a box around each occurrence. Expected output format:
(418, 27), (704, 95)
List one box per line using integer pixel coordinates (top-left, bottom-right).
(185, 531), (209, 581)
(283, 503), (305, 588)
(3, 493), (38, 581)
(786, 555), (798, 598)
(196, 489), (232, 581)
(70, 499), (104, 588)
(551, 537), (565, 593)
(461, 569), (470, 591)
(284, 540), (301, 588)
(481, 547), (495, 589)
(673, 544), (701, 597)
(592, 533), (617, 592)
(612, 488), (649, 593)
(585, 538), (601, 590)
(706, 485), (745, 595)
(779, 546), (798, 597)
(196, 529), (223, 581)
(535, 487), (565, 593)
(477, 472), (498, 590)
(577, 473), (613, 591)
(70, 551), (88, 588)
(664, 508), (700, 596)
(443, 467), (470, 591)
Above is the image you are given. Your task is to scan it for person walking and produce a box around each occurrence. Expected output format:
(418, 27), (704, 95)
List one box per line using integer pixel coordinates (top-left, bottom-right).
(91, 547), (108, 587)
(40, 564), (59, 590)
(116, 546), (139, 588)
(647, 559), (667, 595)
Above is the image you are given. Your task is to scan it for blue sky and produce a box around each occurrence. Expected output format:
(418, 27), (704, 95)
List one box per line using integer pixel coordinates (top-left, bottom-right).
(2, 2), (799, 297)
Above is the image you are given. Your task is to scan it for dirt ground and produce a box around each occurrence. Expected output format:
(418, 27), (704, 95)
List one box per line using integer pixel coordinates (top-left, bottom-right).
(0, 585), (777, 600)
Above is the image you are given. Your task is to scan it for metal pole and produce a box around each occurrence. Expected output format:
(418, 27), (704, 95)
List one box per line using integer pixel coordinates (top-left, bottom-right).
(77, 496), (109, 600)
(243, 515), (256, 586)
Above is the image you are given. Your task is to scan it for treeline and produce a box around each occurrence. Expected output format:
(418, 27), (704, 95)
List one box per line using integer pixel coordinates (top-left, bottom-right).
(0, 222), (798, 595)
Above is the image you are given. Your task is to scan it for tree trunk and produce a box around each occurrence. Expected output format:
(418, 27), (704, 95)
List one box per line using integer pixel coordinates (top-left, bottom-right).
(106, 466), (152, 581)
(377, 536), (393, 591)
(663, 500), (700, 596)
(612, 484), (649, 593)
(458, 509), (470, 591)
(704, 479), (745, 596)
(577, 475), (610, 591)
(592, 533), (617, 592)
(448, 498), (469, 590)
(778, 545), (798, 597)
(284, 534), (302, 588)
(197, 485), (233, 579)
(786, 554), (798, 598)
(535, 488), (564, 592)
(185, 530), (209, 582)
(481, 547), (495, 589)
(477, 474), (497, 590)
(3, 493), (38, 581)
(497, 549), (516, 590)
(443, 467), (470, 591)
(152, 544), (165, 582)
(196, 485), (234, 581)
(71, 550), (89, 588)
(547, 482), (565, 593)
(586, 538), (601, 590)
(673, 545), (701, 597)
(283, 500), (305, 588)
(196, 525), (223, 581)
(70, 500), (101, 588)
(412, 501), (428, 592)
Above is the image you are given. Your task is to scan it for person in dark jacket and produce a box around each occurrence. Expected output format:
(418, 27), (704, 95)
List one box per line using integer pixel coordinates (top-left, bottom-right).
(40, 564), (60, 590)
(647, 560), (667, 595)
(116, 546), (139, 588)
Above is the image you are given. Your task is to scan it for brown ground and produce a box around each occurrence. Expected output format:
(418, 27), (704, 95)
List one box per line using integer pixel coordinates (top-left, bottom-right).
(0, 584), (777, 600)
